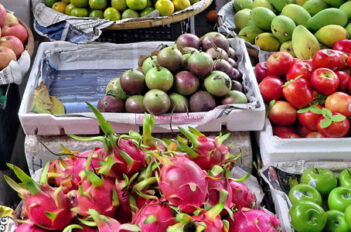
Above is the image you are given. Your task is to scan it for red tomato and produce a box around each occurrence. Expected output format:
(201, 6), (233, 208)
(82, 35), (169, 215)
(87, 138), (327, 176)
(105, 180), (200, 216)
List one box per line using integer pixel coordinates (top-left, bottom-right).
(254, 62), (272, 83)
(295, 123), (312, 137)
(325, 92), (351, 117)
(310, 68), (339, 95)
(286, 60), (313, 81)
(266, 52), (294, 76)
(278, 132), (300, 138)
(298, 105), (323, 131)
(272, 125), (295, 136)
(333, 40), (351, 54)
(312, 49), (348, 71)
(269, 101), (297, 126)
(259, 77), (283, 102)
(336, 71), (351, 93)
(317, 112), (350, 138)
(348, 54), (351, 69)
(283, 77), (313, 108)
(305, 132), (325, 138)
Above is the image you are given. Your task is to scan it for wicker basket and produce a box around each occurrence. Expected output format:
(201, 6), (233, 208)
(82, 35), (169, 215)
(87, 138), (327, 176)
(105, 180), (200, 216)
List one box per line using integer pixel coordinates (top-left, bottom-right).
(19, 18), (34, 57)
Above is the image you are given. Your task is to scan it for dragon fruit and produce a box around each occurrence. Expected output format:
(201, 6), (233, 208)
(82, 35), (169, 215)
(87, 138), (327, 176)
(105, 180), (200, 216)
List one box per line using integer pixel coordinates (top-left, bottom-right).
(4, 163), (73, 230)
(132, 200), (176, 231)
(207, 175), (233, 215)
(229, 209), (280, 232)
(158, 154), (208, 213)
(63, 224), (98, 232)
(178, 127), (231, 170)
(229, 180), (255, 210)
(15, 223), (46, 232)
(88, 209), (139, 232)
(73, 172), (119, 217)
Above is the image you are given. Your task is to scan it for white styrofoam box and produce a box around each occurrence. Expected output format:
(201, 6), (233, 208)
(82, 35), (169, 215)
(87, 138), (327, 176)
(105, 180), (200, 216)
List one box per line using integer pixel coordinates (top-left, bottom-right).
(256, 119), (351, 165)
(19, 40), (265, 135)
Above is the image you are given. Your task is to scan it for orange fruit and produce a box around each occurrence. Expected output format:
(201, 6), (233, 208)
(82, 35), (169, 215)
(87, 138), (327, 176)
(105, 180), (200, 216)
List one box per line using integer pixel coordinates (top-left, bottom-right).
(52, 2), (67, 13)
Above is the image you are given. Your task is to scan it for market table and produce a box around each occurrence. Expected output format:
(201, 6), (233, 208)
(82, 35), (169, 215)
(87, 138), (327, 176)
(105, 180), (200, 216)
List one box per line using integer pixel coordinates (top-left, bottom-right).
(24, 131), (253, 176)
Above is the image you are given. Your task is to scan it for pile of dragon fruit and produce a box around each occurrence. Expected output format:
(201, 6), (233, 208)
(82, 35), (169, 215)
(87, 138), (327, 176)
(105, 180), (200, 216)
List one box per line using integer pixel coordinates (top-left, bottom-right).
(5, 103), (280, 232)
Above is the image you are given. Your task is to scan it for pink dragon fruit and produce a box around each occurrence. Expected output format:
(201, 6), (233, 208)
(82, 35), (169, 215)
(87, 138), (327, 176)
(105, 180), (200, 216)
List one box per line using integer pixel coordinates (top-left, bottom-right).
(5, 163), (73, 230)
(229, 209), (280, 232)
(158, 154), (208, 213)
(63, 224), (98, 232)
(89, 209), (139, 232)
(229, 180), (255, 210)
(132, 200), (176, 231)
(15, 223), (46, 232)
(178, 127), (231, 170)
(112, 139), (146, 177)
(207, 175), (233, 215)
(73, 172), (119, 217)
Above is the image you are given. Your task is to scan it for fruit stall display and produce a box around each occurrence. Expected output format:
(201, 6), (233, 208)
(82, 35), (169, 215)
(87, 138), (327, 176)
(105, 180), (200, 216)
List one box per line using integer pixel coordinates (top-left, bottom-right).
(261, 162), (351, 232)
(255, 44), (351, 164)
(218, 0), (351, 60)
(4, 103), (280, 231)
(19, 32), (265, 135)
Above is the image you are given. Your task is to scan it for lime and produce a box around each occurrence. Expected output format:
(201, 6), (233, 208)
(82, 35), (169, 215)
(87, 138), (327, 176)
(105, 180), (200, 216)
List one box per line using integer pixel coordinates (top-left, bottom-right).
(71, 7), (89, 16)
(122, 9), (139, 19)
(62, 0), (71, 3)
(104, 7), (121, 21)
(140, 7), (154, 16)
(65, 3), (75, 14)
(52, 2), (67, 13)
(126, 0), (147, 10)
(45, 0), (57, 7)
(155, 0), (174, 16)
(71, 0), (88, 8)
(112, 0), (127, 11)
(172, 0), (190, 11)
(89, 9), (104, 18)
(89, 0), (107, 10)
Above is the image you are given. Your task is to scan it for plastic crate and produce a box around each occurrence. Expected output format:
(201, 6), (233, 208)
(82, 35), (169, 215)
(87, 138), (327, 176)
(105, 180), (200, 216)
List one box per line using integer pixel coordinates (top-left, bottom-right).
(0, 84), (20, 169)
(97, 18), (193, 43)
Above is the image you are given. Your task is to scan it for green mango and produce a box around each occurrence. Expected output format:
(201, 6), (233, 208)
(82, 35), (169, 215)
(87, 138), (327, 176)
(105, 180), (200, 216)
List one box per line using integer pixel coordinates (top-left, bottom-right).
(234, 9), (252, 30)
(292, 25), (320, 60)
(280, 41), (295, 57)
(287, 0), (296, 3)
(233, 0), (253, 11)
(306, 8), (348, 31)
(315, 25), (348, 47)
(267, 0), (287, 12)
(322, 0), (344, 7)
(302, 0), (327, 16)
(340, 1), (351, 19)
(254, 32), (280, 51)
(252, 0), (274, 10)
(271, 15), (296, 42)
(238, 25), (263, 43)
(251, 7), (276, 30)
(281, 4), (311, 25)
(345, 23), (351, 38)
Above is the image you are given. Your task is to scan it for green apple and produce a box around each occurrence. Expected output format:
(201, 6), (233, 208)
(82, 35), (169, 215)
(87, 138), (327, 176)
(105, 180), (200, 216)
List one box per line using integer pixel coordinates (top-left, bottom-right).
(290, 201), (327, 232)
(325, 210), (349, 232)
(301, 168), (337, 195)
(289, 184), (322, 206)
(344, 204), (351, 230)
(339, 169), (351, 188)
(328, 187), (351, 212)
(89, 0), (107, 10)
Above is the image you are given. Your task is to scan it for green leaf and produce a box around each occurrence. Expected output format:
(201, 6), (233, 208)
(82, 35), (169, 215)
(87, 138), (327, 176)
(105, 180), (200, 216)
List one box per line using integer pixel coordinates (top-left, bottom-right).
(332, 114), (346, 122)
(269, 99), (276, 109)
(310, 106), (322, 114)
(144, 215), (157, 224)
(322, 108), (332, 118)
(320, 118), (332, 129)
(3, 175), (24, 194)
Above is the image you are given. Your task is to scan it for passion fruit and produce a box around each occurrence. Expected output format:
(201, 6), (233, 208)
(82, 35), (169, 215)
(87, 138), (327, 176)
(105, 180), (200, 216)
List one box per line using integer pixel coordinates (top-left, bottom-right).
(201, 32), (230, 52)
(120, 70), (145, 95)
(175, 71), (199, 96)
(189, 91), (216, 112)
(206, 47), (229, 60)
(143, 89), (170, 115)
(222, 90), (248, 105)
(170, 93), (189, 113)
(125, 95), (146, 113)
(145, 66), (174, 91)
(176, 33), (201, 49)
(106, 78), (128, 100)
(157, 46), (184, 72)
(142, 55), (157, 74)
(231, 80), (243, 92)
(187, 51), (214, 77)
(97, 95), (124, 112)
(204, 71), (232, 97)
